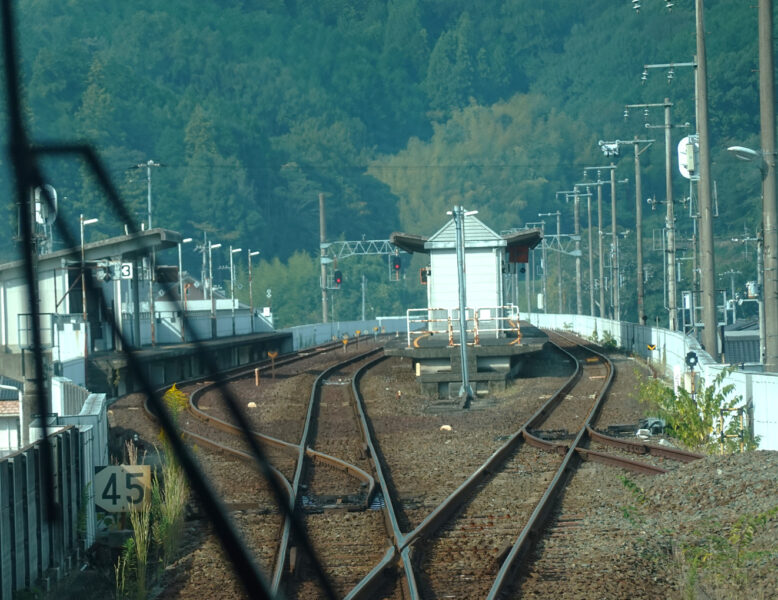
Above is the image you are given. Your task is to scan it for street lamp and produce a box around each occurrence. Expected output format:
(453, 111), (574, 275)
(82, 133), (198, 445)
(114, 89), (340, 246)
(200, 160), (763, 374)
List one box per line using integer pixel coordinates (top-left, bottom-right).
(447, 206), (477, 406)
(208, 242), (221, 338)
(728, 144), (777, 369)
(177, 237), (192, 342)
(248, 250), (260, 333)
(80, 214), (98, 383)
(136, 159), (161, 230)
(229, 246), (242, 336)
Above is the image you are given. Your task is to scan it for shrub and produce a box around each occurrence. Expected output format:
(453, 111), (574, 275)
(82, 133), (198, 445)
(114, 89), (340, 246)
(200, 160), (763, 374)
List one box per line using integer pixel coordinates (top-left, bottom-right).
(637, 368), (753, 452)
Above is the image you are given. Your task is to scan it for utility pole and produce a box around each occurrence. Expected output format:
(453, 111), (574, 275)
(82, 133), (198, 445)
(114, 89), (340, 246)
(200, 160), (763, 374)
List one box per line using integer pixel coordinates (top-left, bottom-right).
(598, 183), (606, 318)
(759, 0), (778, 372)
(695, 0), (718, 359)
(361, 274), (366, 321)
(319, 192), (328, 323)
(573, 188), (582, 315)
(633, 137), (653, 324)
(539, 211), (562, 312)
(584, 166), (618, 318)
(611, 164), (620, 321)
(137, 159), (161, 230)
(663, 100), (679, 330)
(555, 211), (561, 312)
(586, 186), (595, 316)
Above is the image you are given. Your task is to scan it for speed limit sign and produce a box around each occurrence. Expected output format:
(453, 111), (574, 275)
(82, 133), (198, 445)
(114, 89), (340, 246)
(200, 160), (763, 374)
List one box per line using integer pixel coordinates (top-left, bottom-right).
(94, 465), (151, 512)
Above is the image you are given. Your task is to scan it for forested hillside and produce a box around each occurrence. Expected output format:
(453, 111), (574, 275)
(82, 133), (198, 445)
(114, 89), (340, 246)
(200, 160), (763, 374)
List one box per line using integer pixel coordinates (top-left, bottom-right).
(1, 0), (767, 325)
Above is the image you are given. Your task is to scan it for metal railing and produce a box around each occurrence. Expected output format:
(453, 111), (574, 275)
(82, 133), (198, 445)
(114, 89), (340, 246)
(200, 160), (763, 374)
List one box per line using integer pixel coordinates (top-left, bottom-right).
(406, 304), (520, 347)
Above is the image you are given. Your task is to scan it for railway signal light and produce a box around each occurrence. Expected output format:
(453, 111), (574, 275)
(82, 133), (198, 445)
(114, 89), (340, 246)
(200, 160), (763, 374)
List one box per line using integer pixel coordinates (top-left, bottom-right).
(334, 270), (343, 287)
(390, 255), (402, 281)
(420, 267), (429, 285)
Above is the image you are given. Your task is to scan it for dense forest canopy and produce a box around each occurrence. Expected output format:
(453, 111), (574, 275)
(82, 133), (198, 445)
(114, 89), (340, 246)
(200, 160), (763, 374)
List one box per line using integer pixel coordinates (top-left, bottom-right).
(0, 0), (769, 325)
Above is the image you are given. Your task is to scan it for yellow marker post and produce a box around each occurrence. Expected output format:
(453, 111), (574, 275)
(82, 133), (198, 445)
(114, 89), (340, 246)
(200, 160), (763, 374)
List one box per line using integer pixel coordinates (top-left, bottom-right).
(355, 330), (361, 348)
(254, 367), (260, 387)
(268, 350), (278, 379)
(342, 335), (349, 352)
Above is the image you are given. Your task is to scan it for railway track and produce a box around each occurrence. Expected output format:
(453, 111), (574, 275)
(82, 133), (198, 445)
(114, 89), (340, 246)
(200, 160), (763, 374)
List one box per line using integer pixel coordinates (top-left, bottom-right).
(133, 328), (702, 598)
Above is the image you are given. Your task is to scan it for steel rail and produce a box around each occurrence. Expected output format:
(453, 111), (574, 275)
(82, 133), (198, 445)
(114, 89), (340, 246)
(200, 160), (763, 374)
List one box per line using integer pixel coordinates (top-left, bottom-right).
(486, 331), (614, 599)
(587, 426), (704, 463)
(274, 348), (384, 595)
(398, 338), (585, 556)
(141, 344), (381, 597)
(188, 384), (378, 502)
(344, 355), (420, 598)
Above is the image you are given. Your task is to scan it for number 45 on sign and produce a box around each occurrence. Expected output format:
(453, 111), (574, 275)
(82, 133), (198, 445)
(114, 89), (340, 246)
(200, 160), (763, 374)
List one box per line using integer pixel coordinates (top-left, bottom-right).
(94, 465), (151, 512)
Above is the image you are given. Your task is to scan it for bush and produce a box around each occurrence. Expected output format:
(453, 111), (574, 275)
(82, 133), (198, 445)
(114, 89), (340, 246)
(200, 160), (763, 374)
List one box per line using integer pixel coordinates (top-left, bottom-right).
(637, 368), (755, 452)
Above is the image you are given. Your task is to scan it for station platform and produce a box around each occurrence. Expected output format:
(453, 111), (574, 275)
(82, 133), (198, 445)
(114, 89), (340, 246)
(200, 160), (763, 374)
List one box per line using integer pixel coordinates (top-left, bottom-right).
(88, 330), (293, 397)
(384, 322), (547, 397)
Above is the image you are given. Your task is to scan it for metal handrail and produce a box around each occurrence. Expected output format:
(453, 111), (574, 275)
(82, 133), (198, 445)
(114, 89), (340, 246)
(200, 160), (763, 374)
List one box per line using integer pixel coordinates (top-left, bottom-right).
(405, 304), (520, 347)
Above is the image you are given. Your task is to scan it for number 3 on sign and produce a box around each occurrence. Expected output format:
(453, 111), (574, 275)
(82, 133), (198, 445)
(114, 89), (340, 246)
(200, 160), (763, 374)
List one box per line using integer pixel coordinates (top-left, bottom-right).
(94, 465), (151, 512)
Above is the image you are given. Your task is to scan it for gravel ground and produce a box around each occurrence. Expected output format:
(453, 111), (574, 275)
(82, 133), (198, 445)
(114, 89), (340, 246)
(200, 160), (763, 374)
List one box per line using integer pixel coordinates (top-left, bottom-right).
(76, 339), (778, 600)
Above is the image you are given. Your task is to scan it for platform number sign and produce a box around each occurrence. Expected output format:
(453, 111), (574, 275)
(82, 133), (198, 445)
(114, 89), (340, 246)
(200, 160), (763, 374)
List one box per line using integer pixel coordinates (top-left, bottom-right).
(120, 262), (134, 280)
(94, 465), (151, 512)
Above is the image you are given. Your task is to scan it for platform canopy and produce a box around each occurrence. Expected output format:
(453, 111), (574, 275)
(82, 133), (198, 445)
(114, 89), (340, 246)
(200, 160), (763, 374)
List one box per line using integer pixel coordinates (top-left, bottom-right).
(0, 228), (182, 280)
(391, 220), (542, 255)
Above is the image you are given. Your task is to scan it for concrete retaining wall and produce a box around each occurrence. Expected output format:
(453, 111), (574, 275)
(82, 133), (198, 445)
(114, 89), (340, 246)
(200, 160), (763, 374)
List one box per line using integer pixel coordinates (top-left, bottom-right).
(522, 312), (778, 450)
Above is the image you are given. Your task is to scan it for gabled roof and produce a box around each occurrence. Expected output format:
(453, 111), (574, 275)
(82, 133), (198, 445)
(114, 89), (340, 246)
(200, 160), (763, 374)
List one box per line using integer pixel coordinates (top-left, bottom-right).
(424, 213), (504, 250)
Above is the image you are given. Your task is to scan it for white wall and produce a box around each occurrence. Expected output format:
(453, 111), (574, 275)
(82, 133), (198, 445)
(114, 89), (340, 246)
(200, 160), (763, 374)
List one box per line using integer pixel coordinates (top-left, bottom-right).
(430, 248), (500, 309)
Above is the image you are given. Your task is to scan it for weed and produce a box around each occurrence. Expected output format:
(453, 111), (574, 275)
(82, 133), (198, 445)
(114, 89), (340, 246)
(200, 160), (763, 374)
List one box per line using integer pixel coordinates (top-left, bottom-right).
(600, 330), (617, 351)
(620, 475), (647, 527)
(152, 443), (189, 568)
(677, 505), (778, 596)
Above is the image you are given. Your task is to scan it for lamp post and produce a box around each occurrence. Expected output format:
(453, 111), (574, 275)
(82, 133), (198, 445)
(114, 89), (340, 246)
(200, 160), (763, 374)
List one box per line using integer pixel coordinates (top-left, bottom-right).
(728, 145), (777, 370)
(208, 241), (221, 338)
(448, 206), (476, 406)
(248, 250), (260, 333)
(80, 214), (98, 383)
(136, 159), (161, 230)
(229, 246), (242, 336)
(177, 237), (192, 342)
